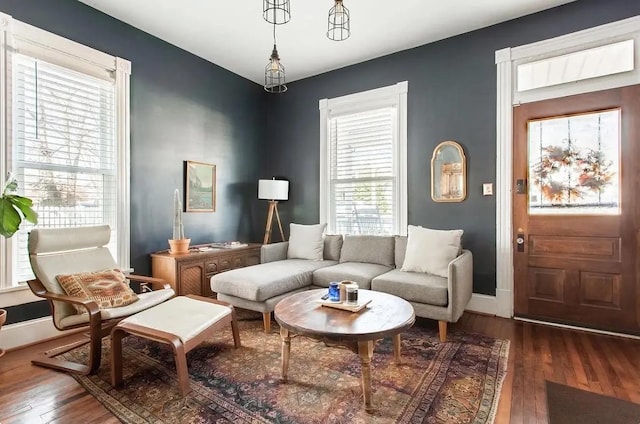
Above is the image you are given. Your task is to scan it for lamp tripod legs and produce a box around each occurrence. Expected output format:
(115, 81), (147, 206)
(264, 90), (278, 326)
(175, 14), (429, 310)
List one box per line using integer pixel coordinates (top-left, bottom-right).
(263, 201), (285, 244)
(274, 203), (285, 242)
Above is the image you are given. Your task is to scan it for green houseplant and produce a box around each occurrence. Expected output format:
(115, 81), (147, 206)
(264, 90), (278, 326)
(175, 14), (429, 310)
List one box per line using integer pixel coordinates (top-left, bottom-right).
(1, 174), (38, 238)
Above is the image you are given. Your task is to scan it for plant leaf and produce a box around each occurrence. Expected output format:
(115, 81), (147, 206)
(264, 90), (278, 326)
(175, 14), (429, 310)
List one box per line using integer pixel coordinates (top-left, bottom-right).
(10, 195), (38, 224)
(3, 178), (17, 194)
(0, 197), (22, 238)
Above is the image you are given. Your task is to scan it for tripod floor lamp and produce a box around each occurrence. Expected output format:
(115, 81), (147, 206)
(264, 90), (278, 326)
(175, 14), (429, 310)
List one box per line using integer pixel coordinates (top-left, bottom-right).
(258, 178), (289, 244)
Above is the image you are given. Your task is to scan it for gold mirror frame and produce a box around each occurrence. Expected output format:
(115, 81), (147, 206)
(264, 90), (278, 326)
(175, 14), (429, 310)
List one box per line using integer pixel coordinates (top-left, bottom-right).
(431, 141), (467, 202)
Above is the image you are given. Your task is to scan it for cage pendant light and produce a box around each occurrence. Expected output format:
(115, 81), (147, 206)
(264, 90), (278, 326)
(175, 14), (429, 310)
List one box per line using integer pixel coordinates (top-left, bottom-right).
(263, 0), (291, 25)
(264, 24), (287, 93)
(327, 0), (350, 41)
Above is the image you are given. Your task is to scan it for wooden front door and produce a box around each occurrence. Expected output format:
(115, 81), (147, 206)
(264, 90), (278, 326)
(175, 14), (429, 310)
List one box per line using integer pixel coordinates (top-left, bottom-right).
(513, 86), (640, 334)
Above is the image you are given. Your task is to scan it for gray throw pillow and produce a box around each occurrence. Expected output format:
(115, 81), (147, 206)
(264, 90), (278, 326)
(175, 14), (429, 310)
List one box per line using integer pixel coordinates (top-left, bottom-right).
(339, 235), (395, 267)
(323, 235), (343, 261)
(287, 223), (327, 260)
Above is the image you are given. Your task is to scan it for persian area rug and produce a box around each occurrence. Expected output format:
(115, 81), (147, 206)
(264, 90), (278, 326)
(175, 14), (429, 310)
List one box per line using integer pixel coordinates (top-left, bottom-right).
(60, 318), (509, 424)
(546, 380), (640, 424)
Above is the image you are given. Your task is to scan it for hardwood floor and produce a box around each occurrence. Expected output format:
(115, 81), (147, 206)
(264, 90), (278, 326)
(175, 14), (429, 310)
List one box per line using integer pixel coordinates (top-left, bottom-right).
(0, 312), (639, 423)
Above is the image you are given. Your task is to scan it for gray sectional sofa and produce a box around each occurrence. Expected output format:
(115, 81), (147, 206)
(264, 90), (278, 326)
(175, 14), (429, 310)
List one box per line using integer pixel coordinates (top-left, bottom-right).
(210, 234), (473, 341)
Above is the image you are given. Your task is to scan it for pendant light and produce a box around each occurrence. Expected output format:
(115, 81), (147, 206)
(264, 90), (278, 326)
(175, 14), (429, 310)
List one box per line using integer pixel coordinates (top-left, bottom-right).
(327, 0), (350, 41)
(263, 0), (291, 25)
(264, 23), (287, 93)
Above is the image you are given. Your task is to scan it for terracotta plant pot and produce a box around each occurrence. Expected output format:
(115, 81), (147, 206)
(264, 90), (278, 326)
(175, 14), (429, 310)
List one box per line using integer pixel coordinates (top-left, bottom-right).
(0, 309), (6, 358)
(168, 238), (191, 255)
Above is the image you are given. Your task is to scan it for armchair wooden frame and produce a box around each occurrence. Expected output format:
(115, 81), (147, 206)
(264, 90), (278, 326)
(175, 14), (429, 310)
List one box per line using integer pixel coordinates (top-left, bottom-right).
(27, 274), (171, 376)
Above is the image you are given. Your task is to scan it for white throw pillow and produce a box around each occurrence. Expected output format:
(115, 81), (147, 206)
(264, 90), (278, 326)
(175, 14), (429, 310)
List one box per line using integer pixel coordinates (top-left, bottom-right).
(287, 223), (327, 260)
(401, 225), (463, 277)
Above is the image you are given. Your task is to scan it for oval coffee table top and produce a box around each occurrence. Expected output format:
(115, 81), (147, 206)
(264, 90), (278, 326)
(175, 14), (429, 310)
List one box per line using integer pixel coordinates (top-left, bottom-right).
(274, 289), (415, 342)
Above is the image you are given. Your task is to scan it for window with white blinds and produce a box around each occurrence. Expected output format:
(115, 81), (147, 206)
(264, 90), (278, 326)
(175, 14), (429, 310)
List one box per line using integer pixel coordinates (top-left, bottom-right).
(12, 55), (118, 282)
(0, 15), (131, 290)
(320, 82), (408, 236)
(330, 107), (395, 235)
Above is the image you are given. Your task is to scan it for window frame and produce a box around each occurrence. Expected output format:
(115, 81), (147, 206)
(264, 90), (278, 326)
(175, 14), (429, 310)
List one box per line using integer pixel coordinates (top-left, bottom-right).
(0, 12), (131, 293)
(319, 81), (408, 236)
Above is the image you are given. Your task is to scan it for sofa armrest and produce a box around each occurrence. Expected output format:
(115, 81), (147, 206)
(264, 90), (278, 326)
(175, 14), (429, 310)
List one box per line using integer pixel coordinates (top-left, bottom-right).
(447, 249), (473, 322)
(261, 242), (289, 263)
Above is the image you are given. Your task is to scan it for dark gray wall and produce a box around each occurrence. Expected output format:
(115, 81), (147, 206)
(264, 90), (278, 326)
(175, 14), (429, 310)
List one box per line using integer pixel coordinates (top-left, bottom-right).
(264, 0), (640, 295)
(0, 0), (266, 323)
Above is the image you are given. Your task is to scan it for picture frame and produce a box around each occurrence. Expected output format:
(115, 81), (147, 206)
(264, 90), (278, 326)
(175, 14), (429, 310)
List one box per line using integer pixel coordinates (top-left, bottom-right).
(185, 160), (216, 212)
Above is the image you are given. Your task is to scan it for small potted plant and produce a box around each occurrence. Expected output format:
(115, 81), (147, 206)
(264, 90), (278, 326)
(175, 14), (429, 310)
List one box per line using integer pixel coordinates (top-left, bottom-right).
(0, 308), (5, 358)
(168, 188), (190, 254)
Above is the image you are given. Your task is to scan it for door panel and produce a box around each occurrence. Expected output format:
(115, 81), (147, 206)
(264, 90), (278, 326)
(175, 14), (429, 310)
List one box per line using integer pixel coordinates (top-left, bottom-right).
(513, 86), (640, 334)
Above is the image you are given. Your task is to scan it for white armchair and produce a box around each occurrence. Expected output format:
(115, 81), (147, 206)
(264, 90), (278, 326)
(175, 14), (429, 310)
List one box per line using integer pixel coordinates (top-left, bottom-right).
(26, 225), (175, 375)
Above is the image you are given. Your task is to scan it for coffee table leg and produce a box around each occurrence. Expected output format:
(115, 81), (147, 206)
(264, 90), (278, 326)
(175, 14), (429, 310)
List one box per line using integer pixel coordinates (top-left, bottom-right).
(280, 327), (290, 382)
(358, 340), (375, 412)
(393, 333), (402, 364)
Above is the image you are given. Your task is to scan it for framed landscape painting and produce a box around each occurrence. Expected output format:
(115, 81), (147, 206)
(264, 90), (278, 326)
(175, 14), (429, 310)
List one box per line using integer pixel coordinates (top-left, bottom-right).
(185, 160), (216, 212)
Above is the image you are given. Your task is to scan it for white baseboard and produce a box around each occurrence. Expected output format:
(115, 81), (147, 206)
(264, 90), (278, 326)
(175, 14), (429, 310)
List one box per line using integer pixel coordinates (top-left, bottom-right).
(466, 293), (498, 315)
(0, 317), (78, 351)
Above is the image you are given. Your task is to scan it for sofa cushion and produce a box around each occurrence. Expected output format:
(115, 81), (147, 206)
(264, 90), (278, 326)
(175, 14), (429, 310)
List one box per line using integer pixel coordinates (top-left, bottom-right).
(287, 223), (326, 260)
(323, 235), (343, 261)
(371, 269), (448, 306)
(401, 225), (463, 277)
(394, 235), (407, 269)
(211, 259), (336, 302)
(339, 235), (395, 267)
(313, 262), (392, 290)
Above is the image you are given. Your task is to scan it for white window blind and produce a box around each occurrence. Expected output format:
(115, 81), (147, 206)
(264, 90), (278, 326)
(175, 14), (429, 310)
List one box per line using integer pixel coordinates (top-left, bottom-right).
(320, 81), (408, 236)
(330, 107), (395, 235)
(12, 55), (118, 283)
(0, 16), (131, 292)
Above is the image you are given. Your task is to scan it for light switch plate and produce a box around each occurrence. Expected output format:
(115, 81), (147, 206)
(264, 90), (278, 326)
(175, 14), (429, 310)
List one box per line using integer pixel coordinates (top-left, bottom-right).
(483, 183), (493, 196)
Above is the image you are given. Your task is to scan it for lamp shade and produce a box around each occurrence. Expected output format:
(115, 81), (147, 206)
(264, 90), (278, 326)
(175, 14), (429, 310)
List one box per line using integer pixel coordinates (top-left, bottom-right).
(258, 179), (289, 200)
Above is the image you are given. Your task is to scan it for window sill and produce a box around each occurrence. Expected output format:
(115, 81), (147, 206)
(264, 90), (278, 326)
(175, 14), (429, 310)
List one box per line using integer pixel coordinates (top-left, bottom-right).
(0, 284), (40, 308)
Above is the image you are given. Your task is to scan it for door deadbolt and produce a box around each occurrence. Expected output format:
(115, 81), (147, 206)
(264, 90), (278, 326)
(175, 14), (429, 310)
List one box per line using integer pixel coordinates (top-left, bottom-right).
(516, 233), (525, 252)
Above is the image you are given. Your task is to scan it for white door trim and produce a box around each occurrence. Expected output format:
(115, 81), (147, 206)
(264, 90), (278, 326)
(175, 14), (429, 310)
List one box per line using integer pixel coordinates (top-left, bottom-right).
(495, 15), (640, 319)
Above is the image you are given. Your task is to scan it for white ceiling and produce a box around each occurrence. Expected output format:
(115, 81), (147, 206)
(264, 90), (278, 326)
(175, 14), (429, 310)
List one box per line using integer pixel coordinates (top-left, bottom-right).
(78, 0), (576, 86)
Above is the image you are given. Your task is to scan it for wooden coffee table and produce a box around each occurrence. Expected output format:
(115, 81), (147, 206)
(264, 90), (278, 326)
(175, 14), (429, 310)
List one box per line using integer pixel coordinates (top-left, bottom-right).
(274, 289), (415, 412)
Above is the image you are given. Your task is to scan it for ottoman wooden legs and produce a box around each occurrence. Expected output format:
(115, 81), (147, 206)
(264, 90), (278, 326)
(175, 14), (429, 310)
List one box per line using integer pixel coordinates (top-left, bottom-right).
(111, 295), (241, 396)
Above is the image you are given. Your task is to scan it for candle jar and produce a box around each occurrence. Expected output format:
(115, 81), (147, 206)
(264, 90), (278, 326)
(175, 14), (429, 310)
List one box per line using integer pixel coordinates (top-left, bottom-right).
(328, 282), (340, 302)
(345, 284), (358, 305)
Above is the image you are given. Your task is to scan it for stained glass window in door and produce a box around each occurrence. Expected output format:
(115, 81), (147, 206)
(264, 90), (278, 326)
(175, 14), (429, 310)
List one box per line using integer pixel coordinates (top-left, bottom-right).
(528, 109), (620, 215)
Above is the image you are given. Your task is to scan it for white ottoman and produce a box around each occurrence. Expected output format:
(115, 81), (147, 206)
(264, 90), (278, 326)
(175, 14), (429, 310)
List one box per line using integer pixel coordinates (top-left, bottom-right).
(110, 295), (240, 396)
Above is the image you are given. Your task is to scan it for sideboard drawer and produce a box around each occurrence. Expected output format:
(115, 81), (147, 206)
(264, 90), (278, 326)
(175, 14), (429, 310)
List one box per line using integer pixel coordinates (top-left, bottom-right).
(219, 257), (233, 271)
(205, 260), (219, 274)
(232, 255), (245, 268)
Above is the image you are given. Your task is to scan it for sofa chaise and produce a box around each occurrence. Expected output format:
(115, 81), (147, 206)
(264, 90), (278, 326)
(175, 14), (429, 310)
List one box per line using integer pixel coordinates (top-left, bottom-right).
(211, 225), (473, 342)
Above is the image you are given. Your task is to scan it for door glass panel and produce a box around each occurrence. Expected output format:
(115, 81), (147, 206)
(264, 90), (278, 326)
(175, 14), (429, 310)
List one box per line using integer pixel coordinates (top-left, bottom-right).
(528, 109), (620, 215)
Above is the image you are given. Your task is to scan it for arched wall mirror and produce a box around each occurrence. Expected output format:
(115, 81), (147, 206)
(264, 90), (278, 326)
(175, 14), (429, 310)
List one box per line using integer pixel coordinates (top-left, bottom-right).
(431, 141), (467, 202)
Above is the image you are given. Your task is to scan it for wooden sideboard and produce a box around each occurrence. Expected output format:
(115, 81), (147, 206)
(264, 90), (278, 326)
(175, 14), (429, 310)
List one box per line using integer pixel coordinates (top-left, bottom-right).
(151, 243), (261, 297)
